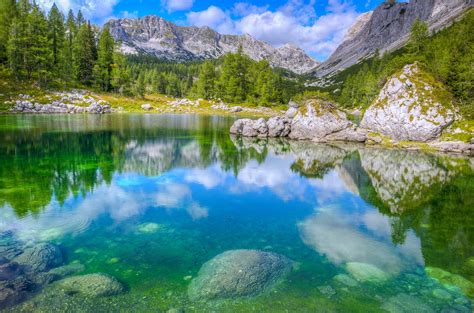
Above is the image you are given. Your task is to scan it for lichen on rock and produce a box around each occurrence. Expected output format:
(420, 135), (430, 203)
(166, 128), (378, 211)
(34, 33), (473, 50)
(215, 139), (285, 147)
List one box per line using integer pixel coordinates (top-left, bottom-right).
(360, 64), (456, 142)
(289, 99), (355, 141)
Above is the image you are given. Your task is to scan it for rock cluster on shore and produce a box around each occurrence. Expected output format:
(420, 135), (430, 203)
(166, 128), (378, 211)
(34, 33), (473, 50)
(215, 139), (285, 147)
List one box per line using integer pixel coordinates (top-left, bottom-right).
(9, 91), (113, 114)
(230, 64), (473, 154)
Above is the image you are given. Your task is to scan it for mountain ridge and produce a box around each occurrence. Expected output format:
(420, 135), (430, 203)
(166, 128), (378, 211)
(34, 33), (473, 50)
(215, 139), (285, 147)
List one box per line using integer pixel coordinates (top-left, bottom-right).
(315, 0), (472, 77)
(106, 15), (320, 74)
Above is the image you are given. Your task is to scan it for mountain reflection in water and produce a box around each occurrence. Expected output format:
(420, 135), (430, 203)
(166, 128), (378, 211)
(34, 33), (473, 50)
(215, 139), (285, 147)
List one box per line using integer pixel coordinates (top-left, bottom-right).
(0, 114), (473, 312)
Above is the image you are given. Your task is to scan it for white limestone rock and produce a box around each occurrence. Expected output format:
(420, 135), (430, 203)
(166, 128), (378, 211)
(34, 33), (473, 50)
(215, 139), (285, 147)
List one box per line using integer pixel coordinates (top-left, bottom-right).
(289, 99), (354, 141)
(360, 64), (455, 142)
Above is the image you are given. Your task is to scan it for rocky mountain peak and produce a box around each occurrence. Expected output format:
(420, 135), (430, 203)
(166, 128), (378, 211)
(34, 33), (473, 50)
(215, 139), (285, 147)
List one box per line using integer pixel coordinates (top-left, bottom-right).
(107, 15), (319, 74)
(315, 0), (472, 77)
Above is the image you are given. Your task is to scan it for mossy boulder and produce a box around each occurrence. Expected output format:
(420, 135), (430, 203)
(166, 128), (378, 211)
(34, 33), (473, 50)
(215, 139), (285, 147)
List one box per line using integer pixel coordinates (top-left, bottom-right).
(188, 249), (292, 301)
(361, 64), (455, 142)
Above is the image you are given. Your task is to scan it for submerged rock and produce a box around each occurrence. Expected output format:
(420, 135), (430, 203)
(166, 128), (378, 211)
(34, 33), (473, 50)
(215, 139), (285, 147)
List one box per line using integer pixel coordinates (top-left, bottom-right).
(14, 243), (63, 272)
(382, 293), (433, 313)
(136, 223), (162, 234)
(49, 263), (85, 278)
(346, 262), (389, 283)
(56, 273), (125, 297)
(333, 274), (358, 287)
(188, 249), (292, 301)
(360, 64), (455, 142)
(425, 267), (474, 298)
(0, 276), (35, 310)
(0, 262), (21, 281)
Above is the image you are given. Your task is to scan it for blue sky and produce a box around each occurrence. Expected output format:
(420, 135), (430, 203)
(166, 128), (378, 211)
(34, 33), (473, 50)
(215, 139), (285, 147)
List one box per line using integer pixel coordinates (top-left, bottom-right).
(37, 0), (388, 61)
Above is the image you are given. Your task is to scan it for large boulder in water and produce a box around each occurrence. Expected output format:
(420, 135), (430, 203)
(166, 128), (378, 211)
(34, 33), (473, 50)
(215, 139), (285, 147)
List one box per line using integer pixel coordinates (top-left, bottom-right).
(56, 273), (124, 297)
(14, 243), (63, 272)
(188, 249), (292, 301)
(289, 99), (356, 141)
(360, 63), (455, 142)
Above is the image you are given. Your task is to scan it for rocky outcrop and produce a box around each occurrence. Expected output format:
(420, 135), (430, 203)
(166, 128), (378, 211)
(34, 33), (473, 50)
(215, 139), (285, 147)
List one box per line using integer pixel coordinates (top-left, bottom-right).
(230, 99), (365, 143)
(107, 16), (319, 74)
(188, 249), (292, 301)
(316, 0), (472, 77)
(230, 117), (291, 138)
(289, 100), (352, 140)
(361, 64), (455, 142)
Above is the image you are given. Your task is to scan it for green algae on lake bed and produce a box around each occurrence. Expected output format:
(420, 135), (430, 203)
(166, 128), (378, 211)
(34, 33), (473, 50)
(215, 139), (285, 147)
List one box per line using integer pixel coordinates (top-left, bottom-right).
(0, 114), (473, 312)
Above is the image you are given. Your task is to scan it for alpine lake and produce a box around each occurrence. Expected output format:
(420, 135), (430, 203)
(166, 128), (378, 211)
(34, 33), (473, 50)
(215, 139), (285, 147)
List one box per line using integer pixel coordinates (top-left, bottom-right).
(0, 114), (473, 313)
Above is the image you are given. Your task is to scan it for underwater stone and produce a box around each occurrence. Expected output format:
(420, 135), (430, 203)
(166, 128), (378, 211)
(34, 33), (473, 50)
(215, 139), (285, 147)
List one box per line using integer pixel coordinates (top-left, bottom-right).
(425, 267), (474, 298)
(346, 262), (389, 283)
(14, 243), (63, 272)
(137, 223), (162, 234)
(333, 274), (358, 287)
(49, 263), (85, 278)
(318, 285), (336, 297)
(382, 293), (433, 313)
(56, 273), (125, 297)
(432, 288), (452, 300)
(188, 249), (292, 301)
(0, 262), (21, 281)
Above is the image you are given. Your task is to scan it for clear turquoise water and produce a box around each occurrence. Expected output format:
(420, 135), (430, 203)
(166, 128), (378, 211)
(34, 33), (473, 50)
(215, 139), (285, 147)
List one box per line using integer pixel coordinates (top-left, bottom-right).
(0, 114), (473, 312)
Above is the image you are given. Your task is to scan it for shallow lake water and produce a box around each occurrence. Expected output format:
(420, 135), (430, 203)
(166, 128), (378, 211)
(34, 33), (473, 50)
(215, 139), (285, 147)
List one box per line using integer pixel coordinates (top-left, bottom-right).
(0, 114), (473, 312)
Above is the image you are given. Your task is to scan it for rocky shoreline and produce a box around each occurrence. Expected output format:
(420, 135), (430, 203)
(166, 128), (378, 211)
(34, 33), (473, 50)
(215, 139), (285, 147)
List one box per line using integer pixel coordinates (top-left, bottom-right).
(230, 64), (473, 155)
(7, 91), (113, 114)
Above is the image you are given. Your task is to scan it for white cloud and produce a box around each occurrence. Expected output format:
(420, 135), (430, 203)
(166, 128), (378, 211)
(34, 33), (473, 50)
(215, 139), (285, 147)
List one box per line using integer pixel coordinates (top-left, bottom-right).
(232, 2), (269, 17)
(186, 6), (236, 34)
(186, 0), (359, 60)
(161, 0), (194, 13)
(37, 0), (119, 22)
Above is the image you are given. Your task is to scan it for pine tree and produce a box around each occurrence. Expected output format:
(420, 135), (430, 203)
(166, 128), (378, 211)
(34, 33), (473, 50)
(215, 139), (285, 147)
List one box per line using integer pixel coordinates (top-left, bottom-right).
(8, 0), (30, 79)
(0, 0), (17, 63)
(255, 60), (274, 105)
(196, 60), (216, 99)
(95, 25), (115, 91)
(133, 72), (146, 98)
(64, 10), (76, 82)
(74, 22), (96, 85)
(29, 2), (51, 85)
(111, 51), (132, 94)
(48, 3), (65, 75)
(76, 10), (85, 28)
(408, 18), (429, 55)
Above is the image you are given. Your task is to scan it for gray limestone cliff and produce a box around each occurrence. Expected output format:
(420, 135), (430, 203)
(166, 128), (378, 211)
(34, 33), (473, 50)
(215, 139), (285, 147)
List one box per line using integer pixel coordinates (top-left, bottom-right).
(106, 16), (319, 74)
(315, 0), (472, 77)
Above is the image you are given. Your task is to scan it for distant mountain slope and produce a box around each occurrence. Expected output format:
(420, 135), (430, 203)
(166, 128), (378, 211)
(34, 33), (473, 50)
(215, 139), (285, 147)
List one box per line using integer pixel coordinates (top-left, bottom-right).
(315, 0), (472, 77)
(106, 15), (320, 74)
